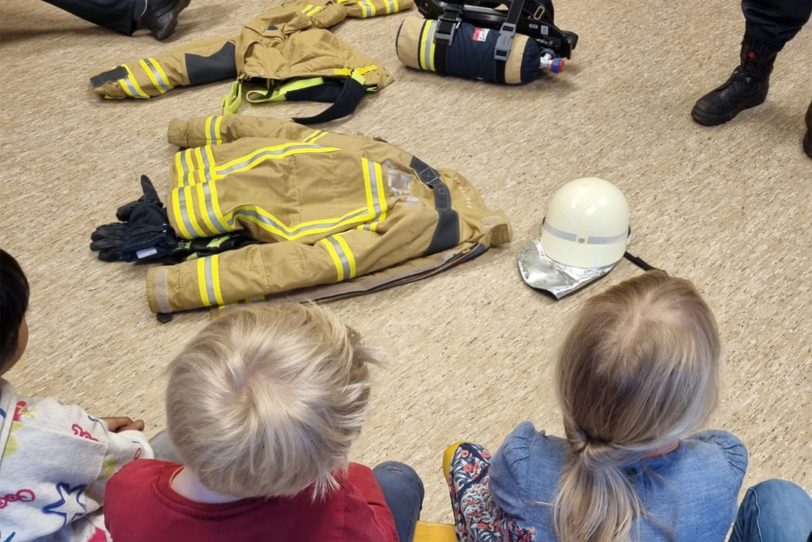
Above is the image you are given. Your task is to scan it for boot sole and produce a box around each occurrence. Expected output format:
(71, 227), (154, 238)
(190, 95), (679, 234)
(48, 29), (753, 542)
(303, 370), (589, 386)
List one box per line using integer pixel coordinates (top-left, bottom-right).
(691, 94), (767, 127)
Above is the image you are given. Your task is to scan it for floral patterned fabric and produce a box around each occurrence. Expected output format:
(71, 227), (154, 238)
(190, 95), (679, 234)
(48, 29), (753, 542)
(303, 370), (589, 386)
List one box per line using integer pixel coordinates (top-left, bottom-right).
(447, 443), (535, 542)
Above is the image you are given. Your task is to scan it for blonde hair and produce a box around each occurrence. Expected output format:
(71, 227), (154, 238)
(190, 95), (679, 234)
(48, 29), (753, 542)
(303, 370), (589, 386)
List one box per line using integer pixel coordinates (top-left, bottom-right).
(553, 270), (720, 542)
(165, 304), (381, 499)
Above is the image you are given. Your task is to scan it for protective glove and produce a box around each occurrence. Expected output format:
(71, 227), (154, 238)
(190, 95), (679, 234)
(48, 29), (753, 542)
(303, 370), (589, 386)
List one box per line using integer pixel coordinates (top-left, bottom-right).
(90, 175), (179, 263)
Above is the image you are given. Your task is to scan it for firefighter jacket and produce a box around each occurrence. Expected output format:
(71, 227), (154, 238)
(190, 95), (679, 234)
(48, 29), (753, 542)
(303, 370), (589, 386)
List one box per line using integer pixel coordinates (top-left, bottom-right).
(89, 0), (411, 122)
(146, 116), (512, 314)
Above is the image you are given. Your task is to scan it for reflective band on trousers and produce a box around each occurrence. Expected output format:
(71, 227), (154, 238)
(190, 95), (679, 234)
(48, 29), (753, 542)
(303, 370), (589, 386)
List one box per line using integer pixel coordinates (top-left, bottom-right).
(542, 220), (628, 245)
(320, 234), (357, 281)
(418, 20), (437, 72)
(171, 148), (388, 241)
(119, 64), (149, 99)
(197, 255), (225, 307)
(359, 0), (377, 17)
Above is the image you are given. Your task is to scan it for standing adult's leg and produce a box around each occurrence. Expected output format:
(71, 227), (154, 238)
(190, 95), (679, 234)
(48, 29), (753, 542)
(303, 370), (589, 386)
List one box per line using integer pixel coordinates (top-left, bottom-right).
(728, 479), (812, 542)
(373, 462), (425, 542)
(42, 0), (138, 35)
(742, 0), (812, 47)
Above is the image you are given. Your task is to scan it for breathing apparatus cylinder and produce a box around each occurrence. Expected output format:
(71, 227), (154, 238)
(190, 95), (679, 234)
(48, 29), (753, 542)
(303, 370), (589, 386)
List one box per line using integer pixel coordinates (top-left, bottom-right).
(396, 15), (562, 84)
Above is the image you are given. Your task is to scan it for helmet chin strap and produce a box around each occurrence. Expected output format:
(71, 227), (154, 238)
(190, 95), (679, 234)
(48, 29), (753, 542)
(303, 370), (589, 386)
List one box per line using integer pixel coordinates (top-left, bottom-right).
(624, 251), (656, 271)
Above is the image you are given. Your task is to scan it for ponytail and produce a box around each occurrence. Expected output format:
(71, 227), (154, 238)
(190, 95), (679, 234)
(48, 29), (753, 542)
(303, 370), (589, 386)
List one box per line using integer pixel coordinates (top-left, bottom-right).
(553, 271), (720, 542)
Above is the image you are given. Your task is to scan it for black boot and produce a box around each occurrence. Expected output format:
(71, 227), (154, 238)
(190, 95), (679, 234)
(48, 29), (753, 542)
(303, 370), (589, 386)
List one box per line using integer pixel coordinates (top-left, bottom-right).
(691, 40), (778, 127)
(137, 0), (191, 41)
(804, 101), (812, 159)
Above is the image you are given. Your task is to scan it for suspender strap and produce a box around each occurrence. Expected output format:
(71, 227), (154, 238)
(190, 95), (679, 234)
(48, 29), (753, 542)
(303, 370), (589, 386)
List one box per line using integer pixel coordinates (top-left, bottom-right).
(293, 71), (367, 125)
(493, 0), (526, 83)
(410, 156), (460, 254)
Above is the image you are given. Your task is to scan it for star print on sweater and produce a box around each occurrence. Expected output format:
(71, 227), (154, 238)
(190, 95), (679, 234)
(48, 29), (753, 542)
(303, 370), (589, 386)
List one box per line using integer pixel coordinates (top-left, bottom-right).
(42, 483), (88, 526)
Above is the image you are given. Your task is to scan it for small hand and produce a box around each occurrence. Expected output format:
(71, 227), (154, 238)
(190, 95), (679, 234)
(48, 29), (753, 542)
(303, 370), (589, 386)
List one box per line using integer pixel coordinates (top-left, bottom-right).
(102, 417), (146, 433)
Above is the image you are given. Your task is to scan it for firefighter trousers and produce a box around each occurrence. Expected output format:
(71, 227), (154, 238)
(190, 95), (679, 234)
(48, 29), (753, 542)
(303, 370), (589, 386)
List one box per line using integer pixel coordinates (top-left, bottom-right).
(147, 116), (511, 314)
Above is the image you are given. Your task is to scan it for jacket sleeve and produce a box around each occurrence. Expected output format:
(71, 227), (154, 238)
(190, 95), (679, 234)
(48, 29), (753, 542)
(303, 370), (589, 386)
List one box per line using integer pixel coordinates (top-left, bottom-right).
(90, 36), (237, 99)
(339, 0), (413, 18)
(345, 463), (399, 542)
(489, 421), (536, 521)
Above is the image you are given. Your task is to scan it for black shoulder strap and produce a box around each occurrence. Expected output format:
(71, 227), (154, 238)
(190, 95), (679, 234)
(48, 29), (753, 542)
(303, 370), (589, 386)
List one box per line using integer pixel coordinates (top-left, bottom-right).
(432, 2), (462, 74)
(293, 74), (367, 125)
(410, 156), (460, 254)
(493, 0), (526, 83)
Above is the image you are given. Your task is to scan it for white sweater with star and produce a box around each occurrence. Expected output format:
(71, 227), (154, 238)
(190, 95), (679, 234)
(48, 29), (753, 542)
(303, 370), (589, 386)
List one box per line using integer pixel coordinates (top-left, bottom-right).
(0, 379), (152, 542)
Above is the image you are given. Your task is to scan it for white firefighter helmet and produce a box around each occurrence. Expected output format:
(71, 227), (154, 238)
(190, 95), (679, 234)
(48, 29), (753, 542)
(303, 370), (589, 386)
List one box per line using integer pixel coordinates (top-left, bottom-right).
(539, 177), (630, 269)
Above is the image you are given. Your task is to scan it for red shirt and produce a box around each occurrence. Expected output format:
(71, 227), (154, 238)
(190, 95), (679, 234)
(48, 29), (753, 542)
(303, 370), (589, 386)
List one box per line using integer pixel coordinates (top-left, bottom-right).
(104, 460), (398, 542)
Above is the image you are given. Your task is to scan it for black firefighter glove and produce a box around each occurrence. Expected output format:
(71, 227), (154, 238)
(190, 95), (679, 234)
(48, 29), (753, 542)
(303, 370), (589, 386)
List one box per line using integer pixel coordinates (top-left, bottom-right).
(90, 175), (179, 263)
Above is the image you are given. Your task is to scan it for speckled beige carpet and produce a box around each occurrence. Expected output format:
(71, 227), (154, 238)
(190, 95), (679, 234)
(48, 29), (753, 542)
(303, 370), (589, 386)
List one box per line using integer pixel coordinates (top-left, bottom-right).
(0, 0), (810, 524)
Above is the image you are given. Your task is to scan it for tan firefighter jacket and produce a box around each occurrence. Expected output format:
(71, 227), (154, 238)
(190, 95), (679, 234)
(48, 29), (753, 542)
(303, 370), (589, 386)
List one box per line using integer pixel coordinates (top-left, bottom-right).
(147, 115), (512, 314)
(90, 0), (410, 122)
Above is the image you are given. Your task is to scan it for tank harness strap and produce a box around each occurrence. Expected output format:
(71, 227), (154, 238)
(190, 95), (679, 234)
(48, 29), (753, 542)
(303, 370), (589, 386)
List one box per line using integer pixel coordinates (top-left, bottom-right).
(409, 156), (461, 254)
(493, 0), (526, 83)
(432, 2), (462, 74)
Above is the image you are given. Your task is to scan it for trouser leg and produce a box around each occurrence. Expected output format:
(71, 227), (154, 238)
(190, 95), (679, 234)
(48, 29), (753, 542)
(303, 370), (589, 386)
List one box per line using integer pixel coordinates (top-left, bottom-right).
(148, 429), (181, 463)
(42, 0), (137, 35)
(373, 462), (425, 542)
(742, 0), (812, 48)
(728, 479), (812, 542)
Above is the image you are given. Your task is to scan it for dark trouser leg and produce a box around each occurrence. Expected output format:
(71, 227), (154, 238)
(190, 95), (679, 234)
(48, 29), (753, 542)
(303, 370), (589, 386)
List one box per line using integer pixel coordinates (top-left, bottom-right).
(728, 480), (812, 542)
(41, 0), (137, 35)
(742, 0), (812, 48)
(373, 462), (424, 542)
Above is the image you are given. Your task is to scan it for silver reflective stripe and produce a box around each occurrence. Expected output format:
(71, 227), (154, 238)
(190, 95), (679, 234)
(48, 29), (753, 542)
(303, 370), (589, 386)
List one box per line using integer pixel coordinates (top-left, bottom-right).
(423, 21), (437, 71)
(543, 220), (627, 245)
(208, 117), (219, 144)
(177, 186), (197, 237)
(327, 237), (351, 280)
(217, 144), (322, 176)
(202, 183), (227, 234)
(362, 0), (371, 16)
(386, 0), (396, 12)
(204, 257), (217, 306)
(122, 77), (143, 99)
(180, 150), (191, 185)
(367, 161), (382, 218)
(199, 147), (212, 183)
(153, 268), (172, 313)
(146, 59), (171, 93)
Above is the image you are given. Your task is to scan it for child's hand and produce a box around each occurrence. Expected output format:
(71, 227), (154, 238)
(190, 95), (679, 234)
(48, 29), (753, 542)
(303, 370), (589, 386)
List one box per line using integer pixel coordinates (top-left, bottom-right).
(102, 417), (146, 433)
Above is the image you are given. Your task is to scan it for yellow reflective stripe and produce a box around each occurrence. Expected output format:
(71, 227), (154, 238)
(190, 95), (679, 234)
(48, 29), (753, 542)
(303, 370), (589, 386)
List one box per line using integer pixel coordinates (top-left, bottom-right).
(194, 149), (217, 236)
(332, 65), (378, 77)
(149, 57), (173, 90)
(320, 238), (345, 281)
(304, 3), (322, 15)
(334, 235), (357, 278)
(211, 255), (224, 305)
(360, 0), (376, 17)
(362, 158), (376, 219)
(183, 185), (207, 237)
(182, 149), (196, 186)
(214, 116), (223, 144)
(370, 160), (387, 231)
(419, 22), (431, 71)
(122, 64), (149, 98)
(138, 59), (166, 94)
(208, 173), (230, 232)
(195, 148), (207, 184)
(197, 258), (210, 306)
(213, 143), (337, 178)
(303, 130), (329, 144)
(309, 131), (329, 144)
(171, 188), (192, 239)
(174, 151), (185, 187)
(391, 0), (399, 12)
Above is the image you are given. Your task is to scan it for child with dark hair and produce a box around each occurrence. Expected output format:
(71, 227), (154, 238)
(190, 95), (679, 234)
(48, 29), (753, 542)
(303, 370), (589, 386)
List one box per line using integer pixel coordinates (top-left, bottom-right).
(0, 249), (153, 542)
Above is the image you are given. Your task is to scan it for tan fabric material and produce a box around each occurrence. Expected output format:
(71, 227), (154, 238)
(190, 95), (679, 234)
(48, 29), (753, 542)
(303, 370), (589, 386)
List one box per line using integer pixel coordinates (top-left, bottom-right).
(90, 0), (410, 100)
(147, 116), (511, 313)
(395, 15), (426, 71)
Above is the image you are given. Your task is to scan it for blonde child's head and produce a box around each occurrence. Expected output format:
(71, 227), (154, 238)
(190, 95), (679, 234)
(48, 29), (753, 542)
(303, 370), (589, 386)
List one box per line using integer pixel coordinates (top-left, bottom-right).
(554, 270), (720, 542)
(165, 304), (381, 499)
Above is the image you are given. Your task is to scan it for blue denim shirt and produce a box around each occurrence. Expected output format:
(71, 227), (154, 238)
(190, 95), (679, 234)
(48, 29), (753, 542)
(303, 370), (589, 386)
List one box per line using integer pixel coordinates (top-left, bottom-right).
(489, 422), (748, 542)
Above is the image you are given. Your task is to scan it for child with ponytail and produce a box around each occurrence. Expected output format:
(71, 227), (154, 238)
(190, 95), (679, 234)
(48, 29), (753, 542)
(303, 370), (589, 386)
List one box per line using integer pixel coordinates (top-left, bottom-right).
(446, 270), (748, 542)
